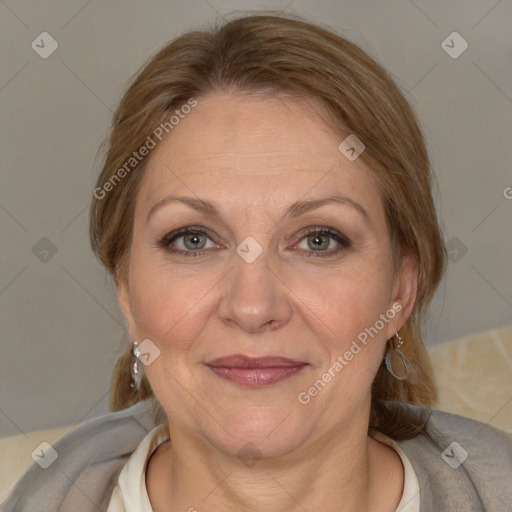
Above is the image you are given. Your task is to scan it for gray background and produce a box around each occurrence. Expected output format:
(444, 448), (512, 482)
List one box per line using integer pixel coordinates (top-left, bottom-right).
(1, 0), (511, 438)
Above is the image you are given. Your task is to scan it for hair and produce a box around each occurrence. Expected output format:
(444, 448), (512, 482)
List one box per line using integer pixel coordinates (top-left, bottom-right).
(89, 13), (447, 440)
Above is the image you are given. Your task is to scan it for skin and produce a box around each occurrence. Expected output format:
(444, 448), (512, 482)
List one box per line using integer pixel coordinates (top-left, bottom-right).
(117, 91), (419, 511)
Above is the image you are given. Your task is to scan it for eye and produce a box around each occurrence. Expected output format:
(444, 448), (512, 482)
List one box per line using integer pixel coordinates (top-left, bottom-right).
(158, 226), (351, 258)
(159, 227), (218, 257)
(293, 227), (350, 258)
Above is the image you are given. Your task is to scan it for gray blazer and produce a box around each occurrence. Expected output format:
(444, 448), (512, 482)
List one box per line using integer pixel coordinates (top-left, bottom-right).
(2, 399), (511, 511)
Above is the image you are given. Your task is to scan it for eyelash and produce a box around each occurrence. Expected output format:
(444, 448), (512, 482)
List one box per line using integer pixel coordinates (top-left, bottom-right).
(158, 225), (351, 259)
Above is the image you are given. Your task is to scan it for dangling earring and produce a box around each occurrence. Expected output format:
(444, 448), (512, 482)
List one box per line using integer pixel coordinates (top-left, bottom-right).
(385, 332), (411, 380)
(130, 341), (143, 391)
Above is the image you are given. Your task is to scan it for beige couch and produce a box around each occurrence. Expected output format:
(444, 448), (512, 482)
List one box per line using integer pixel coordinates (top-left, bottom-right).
(1, 324), (511, 499)
(428, 323), (512, 432)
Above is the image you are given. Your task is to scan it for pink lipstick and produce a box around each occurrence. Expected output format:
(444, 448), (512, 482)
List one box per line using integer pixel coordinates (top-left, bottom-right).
(204, 355), (307, 387)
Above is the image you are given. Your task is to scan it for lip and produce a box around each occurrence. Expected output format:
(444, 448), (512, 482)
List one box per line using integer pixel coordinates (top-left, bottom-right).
(204, 354), (308, 387)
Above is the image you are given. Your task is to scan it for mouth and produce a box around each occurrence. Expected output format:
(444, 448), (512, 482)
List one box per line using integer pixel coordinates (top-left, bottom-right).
(204, 355), (308, 387)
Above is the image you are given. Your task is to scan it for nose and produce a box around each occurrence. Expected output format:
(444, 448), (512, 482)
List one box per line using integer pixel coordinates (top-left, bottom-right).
(217, 242), (293, 334)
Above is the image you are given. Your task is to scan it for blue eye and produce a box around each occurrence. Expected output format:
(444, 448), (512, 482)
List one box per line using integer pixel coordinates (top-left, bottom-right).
(160, 227), (216, 257)
(159, 226), (350, 258)
(296, 228), (350, 257)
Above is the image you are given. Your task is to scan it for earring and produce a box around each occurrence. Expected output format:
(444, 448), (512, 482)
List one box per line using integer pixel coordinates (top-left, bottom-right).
(130, 341), (144, 391)
(385, 332), (411, 380)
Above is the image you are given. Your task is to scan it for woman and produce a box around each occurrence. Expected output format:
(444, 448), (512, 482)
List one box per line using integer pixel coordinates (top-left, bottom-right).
(3, 13), (511, 512)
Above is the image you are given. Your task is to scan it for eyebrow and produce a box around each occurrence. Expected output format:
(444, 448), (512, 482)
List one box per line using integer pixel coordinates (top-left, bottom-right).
(146, 194), (370, 224)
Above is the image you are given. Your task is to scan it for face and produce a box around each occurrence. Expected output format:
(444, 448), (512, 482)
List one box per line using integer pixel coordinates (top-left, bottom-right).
(118, 92), (417, 459)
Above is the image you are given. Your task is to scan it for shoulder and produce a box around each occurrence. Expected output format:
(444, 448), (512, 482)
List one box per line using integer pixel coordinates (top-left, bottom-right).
(1, 399), (161, 512)
(388, 401), (512, 511)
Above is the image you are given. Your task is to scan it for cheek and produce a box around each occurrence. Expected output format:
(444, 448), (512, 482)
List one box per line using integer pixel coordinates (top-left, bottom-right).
(127, 259), (216, 351)
(297, 262), (394, 410)
(303, 256), (394, 343)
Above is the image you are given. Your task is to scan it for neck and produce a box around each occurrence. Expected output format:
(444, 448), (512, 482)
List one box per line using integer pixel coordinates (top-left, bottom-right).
(146, 415), (404, 511)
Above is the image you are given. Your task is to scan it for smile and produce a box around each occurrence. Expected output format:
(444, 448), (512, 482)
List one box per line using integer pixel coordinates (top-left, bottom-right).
(204, 355), (308, 387)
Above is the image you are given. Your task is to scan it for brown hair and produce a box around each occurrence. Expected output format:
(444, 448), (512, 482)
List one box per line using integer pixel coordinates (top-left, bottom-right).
(89, 13), (447, 439)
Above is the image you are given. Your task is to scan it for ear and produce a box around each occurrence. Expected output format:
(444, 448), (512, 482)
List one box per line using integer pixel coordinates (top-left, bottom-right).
(385, 254), (418, 339)
(117, 279), (138, 341)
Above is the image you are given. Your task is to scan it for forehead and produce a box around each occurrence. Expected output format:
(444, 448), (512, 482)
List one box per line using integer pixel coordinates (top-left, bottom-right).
(137, 92), (383, 219)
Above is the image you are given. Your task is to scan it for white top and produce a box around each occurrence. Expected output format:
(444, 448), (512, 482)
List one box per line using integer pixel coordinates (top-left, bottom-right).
(107, 424), (420, 511)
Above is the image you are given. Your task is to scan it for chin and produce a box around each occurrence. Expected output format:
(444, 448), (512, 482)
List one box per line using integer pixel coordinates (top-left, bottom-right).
(208, 406), (312, 460)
